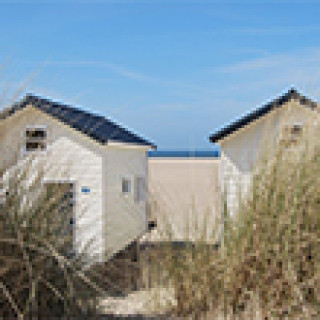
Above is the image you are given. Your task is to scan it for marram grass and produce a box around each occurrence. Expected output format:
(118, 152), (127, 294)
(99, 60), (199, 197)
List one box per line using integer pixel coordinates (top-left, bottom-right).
(152, 128), (319, 319)
(0, 155), (104, 319)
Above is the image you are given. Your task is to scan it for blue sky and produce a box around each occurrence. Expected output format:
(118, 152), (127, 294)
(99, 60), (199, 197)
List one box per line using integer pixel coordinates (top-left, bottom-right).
(1, 0), (320, 149)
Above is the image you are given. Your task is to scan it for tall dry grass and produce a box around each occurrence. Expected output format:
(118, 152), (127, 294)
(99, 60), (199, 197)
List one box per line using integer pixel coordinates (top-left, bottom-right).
(0, 154), (104, 319)
(156, 127), (320, 319)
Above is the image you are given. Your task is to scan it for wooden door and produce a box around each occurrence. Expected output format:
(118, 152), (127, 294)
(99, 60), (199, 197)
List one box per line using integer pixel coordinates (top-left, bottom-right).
(44, 182), (75, 256)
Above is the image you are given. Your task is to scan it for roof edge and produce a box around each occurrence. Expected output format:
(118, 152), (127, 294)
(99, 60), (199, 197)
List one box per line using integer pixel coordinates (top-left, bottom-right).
(209, 88), (318, 144)
(1, 93), (156, 148)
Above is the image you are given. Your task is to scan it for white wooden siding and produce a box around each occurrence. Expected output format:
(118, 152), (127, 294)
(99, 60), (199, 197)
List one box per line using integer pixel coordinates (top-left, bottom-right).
(0, 106), (105, 262)
(220, 99), (320, 216)
(104, 145), (148, 259)
(145, 157), (221, 242)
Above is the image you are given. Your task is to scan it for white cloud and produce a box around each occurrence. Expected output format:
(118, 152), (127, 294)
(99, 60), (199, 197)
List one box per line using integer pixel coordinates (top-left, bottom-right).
(218, 48), (320, 73)
(24, 59), (214, 99)
(31, 60), (156, 83)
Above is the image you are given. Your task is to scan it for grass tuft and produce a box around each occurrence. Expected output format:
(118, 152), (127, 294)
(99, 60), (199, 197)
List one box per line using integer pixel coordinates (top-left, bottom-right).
(152, 127), (320, 319)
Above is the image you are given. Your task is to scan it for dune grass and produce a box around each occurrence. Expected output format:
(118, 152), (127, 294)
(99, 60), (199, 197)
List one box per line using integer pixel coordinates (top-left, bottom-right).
(0, 154), (105, 319)
(151, 129), (320, 319)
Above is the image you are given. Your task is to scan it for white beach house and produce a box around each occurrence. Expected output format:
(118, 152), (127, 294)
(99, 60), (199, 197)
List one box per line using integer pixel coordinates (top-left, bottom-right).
(0, 94), (156, 262)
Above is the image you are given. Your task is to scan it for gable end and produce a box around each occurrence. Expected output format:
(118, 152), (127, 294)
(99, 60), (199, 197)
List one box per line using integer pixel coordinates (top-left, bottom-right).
(209, 88), (318, 144)
(0, 94), (156, 149)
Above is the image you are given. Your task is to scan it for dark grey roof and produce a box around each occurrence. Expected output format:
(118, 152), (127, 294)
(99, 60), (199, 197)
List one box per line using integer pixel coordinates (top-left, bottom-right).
(2, 94), (156, 148)
(209, 88), (318, 143)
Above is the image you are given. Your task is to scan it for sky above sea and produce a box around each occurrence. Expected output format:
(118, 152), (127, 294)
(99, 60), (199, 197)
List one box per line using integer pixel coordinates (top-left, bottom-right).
(1, 0), (320, 149)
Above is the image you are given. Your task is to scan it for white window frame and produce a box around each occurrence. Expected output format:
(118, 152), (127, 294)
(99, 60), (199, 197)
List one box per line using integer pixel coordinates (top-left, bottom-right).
(24, 125), (47, 153)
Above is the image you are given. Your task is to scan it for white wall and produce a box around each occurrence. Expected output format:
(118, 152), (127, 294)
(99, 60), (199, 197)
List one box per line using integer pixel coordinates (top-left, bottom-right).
(220, 99), (319, 216)
(0, 106), (105, 262)
(145, 157), (221, 242)
(103, 145), (148, 258)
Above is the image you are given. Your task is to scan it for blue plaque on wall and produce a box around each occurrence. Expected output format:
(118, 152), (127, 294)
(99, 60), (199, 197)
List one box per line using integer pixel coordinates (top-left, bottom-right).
(81, 186), (91, 194)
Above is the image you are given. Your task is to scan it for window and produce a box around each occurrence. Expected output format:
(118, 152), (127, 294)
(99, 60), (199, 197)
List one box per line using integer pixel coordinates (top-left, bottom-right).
(281, 123), (303, 147)
(135, 176), (146, 203)
(25, 126), (47, 151)
(122, 178), (131, 194)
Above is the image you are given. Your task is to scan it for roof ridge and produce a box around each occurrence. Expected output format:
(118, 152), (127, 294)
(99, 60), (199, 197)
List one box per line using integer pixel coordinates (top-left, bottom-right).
(2, 93), (156, 148)
(24, 93), (153, 140)
(209, 87), (318, 143)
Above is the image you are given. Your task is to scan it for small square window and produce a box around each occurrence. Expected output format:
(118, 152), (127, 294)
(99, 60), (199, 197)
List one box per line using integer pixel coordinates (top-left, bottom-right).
(281, 123), (303, 147)
(291, 123), (303, 136)
(25, 127), (47, 152)
(122, 178), (131, 194)
(26, 129), (46, 138)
